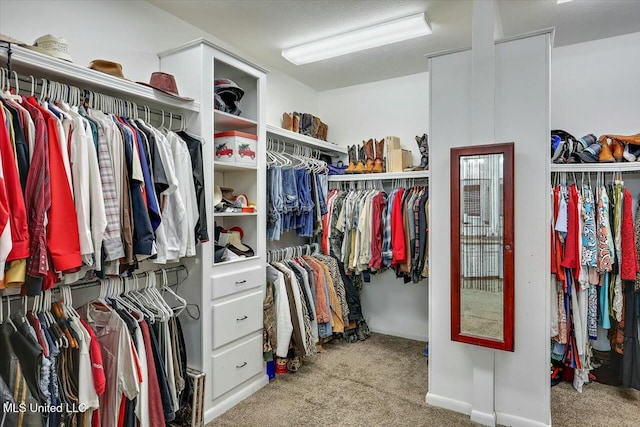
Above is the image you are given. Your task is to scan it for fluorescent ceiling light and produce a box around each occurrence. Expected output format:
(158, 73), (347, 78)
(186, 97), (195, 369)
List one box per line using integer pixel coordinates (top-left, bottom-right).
(282, 13), (432, 65)
(557, 0), (573, 4)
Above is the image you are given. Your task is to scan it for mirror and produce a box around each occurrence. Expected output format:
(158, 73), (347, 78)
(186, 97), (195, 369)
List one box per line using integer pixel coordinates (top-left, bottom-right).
(450, 143), (514, 351)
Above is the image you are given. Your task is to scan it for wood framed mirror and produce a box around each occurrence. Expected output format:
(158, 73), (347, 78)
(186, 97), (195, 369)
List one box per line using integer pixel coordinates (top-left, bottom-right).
(450, 142), (514, 351)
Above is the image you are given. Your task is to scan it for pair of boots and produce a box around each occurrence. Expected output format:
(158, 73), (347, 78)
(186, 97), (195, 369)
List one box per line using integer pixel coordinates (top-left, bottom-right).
(282, 112), (328, 141)
(345, 138), (384, 173)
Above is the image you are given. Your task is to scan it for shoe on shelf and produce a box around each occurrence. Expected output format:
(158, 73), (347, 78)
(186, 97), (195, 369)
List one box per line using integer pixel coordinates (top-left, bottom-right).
(610, 139), (624, 162)
(623, 143), (636, 162)
(574, 143), (601, 163)
(345, 145), (358, 174)
(373, 138), (384, 173)
(363, 138), (375, 173)
(354, 144), (366, 173)
(598, 136), (615, 163)
(282, 113), (293, 131)
(577, 134), (596, 152)
(292, 112), (301, 133)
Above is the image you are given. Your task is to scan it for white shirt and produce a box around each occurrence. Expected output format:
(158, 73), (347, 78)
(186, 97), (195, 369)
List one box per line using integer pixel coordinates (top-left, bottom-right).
(133, 321), (150, 427)
(267, 265), (294, 358)
(71, 317), (100, 412)
(165, 129), (197, 258)
(153, 128), (185, 262)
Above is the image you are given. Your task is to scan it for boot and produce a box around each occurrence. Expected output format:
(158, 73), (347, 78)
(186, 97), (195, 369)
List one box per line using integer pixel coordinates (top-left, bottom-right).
(373, 138), (384, 173)
(292, 112), (300, 133)
(598, 136), (615, 163)
(412, 133), (429, 170)
(311, 116), (321, 139)
(282, 113), (293, 131)
(345, 145), (357, 174)
(610, 139), (624, 162)
(363, 138), (375, 173)
(354, 144), (366, 173)
(606, 133), (640, 145)
(300, 113), (313, 136)
(318, 122), (328, 141)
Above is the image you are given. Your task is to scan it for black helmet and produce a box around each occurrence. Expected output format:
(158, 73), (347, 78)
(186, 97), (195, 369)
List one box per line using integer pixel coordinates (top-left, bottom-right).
(215, 79), (244, 116)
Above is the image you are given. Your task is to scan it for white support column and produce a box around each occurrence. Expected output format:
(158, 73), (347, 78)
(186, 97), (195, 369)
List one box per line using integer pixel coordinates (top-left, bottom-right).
(469, 1), (497, 424)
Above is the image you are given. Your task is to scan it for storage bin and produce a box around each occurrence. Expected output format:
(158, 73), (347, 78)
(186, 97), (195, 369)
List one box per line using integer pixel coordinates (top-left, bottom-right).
(214, 131), (257, 166)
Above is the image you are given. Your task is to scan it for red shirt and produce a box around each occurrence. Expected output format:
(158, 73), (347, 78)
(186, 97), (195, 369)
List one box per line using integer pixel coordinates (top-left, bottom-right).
(80, 318), (106, 395)
(391, 188), (406, 266)
(26, 97), (81, 278)
(0, 105), (29, 261)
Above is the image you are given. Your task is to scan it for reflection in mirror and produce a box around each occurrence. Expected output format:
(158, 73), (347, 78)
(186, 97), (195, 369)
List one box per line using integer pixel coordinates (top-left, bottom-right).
(459, 154), (504, 341)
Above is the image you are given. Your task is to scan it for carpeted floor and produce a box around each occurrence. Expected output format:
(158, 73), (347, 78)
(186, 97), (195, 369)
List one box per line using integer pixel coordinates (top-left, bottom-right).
(207, 333), (640, 426)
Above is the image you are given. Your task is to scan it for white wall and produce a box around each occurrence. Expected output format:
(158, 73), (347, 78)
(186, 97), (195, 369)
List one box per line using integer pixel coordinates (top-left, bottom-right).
(318, 73), (430, 341)
(0, 0), (318, 130)
(319, 72), (429, 163)
(552, 31), (640, 137)
(266, 70), (320, 127)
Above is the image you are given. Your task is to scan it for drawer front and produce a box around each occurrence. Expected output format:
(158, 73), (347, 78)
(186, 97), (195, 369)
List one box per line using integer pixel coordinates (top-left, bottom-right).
(211, 266), (262, 300)
(211, 335), (263, 400)
(212, 291), (263, 349)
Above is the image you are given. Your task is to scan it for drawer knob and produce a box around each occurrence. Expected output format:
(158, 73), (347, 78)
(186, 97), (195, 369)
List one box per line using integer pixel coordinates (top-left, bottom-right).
(236, 362), (248, 369)
(236, 315), (248, 321)
(235, 280), (247, 285)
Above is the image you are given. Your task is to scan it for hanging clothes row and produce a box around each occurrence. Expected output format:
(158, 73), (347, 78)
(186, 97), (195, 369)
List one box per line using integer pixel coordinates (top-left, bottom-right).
(0, 68), (207, 296)
(0, 268), (191, 427)
(263, 245), (369, 374)
(266, 139), (329, 241)
(551, 172), (640, 392)
(322, 181), (429, 284)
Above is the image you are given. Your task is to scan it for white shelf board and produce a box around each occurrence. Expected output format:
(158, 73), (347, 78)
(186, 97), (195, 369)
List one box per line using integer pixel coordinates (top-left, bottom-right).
(327, 170), (430, 182)
(213, 255), (260, 266)
(213, 162), (258, 172)
(267, 125), (347, 155)
(550, 163), (640, 173)
(214, 110), (258, 132)
(213, 212), (258, 217)
(2, 45), (200, 112)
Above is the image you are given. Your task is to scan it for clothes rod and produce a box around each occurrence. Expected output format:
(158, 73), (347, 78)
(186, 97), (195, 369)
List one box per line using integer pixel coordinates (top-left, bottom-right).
(1, 71), (184, 123)
(0, 265), (189, 301)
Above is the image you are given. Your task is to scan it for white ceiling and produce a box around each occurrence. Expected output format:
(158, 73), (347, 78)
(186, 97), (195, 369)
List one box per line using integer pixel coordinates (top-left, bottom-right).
(149, 0), (640, 91)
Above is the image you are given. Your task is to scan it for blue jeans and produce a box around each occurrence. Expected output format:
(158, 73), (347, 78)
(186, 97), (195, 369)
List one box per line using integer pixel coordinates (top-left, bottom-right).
(267, 166), (283, 240)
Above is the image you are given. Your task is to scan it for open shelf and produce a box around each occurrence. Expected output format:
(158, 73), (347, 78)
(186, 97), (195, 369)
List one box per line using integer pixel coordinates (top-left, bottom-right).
(267, 125), (347, 155)
(327, 170), (430, 182)
(2, 46), (200, 112)
(550, 163), (640, 173)
(214, 110), (258, 133)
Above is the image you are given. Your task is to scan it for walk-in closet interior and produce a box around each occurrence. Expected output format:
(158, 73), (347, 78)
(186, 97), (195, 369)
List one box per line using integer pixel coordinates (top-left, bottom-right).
(1, 1), (639, 426)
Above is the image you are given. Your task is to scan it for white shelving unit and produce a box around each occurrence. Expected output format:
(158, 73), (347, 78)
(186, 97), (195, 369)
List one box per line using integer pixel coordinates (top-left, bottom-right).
(2, 45), (200, 112)
(267, 124), (347, 155)
(158, 38), (268, 423)
(327, 170), (430, 182)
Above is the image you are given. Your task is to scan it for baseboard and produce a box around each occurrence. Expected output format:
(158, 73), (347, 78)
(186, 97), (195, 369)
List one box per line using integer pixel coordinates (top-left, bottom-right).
(471, 409), (496, 426)
(496, 412), (551, 427)
(203, 373), (269, 424)
(369, 326), (428, 342)
(425, 392), (472, 415)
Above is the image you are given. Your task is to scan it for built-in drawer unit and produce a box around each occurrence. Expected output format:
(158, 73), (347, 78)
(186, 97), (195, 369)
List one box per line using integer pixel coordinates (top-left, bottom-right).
(211, 266), (262, 300)
(212, 291), (262, 349)
(211, 334), (263, 400)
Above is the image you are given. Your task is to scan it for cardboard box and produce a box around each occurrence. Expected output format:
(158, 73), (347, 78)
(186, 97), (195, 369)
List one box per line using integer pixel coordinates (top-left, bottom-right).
(388, 149), (413, 172)
(384, 136), (402, 172)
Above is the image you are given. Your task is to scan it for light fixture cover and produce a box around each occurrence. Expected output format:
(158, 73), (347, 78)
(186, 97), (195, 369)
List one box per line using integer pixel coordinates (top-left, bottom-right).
(557, 0), (573, 4)
(282, 13), (432, 65)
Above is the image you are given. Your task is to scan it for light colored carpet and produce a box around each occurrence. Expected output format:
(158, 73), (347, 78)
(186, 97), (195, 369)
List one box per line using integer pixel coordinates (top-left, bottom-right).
(207, 333), (640, 426)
